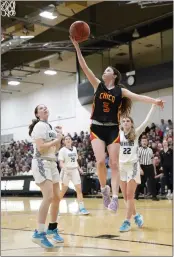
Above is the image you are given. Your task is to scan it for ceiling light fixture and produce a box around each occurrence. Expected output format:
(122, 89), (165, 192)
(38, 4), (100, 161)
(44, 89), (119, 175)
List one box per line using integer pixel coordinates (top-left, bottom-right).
(132, 28), (140, 38)
(8, 81), (20, 86)
(39, 11), (57, 20)
(20, 35), (35, 39)
(44, 70), (57, 75)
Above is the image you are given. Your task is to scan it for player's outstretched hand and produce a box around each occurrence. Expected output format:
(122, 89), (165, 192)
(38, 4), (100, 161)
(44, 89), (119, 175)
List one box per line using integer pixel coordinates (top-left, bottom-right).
(69, 36), (79, 49)
(55, 126), (63, 140)
(155, 99), (165, 109)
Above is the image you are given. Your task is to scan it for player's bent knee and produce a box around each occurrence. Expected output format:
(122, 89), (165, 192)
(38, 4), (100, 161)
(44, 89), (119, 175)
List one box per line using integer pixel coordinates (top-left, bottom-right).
(97, 159), (105, 167)
(126, 193), (134, 200)
(44, 194), (53, 203)
(52, 195), (60, 202)
(75, 185), (82, 193)
(109, 160), (119, 170)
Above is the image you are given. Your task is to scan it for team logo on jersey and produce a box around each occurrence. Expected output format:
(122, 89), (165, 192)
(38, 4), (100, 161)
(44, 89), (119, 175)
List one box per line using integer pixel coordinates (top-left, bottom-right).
(99, 93), (115, 103)
(49, 131), (57, 139)
(68, 153), (77, 157)
(120, 141), (134, 146)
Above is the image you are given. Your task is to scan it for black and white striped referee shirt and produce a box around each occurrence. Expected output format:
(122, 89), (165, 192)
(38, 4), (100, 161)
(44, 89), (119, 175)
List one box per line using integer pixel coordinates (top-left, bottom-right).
(138, 147), (153, 165)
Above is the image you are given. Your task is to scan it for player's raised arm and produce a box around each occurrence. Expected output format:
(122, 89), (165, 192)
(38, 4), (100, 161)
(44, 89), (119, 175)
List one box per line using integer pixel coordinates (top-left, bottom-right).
(135, 104), (156, 136)
(122, 88), (165, 108)
(70, 36), (101, 89)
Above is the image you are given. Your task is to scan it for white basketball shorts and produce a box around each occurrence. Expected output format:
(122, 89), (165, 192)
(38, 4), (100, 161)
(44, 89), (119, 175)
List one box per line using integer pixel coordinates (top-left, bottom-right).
(120, 161), (141, 184)
(60, 169), (81, 186)
(32, 158), (60, 184)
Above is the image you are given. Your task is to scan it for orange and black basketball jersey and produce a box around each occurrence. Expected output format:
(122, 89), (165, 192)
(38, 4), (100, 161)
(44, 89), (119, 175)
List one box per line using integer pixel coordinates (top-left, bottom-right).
(91, 82), (122, 123)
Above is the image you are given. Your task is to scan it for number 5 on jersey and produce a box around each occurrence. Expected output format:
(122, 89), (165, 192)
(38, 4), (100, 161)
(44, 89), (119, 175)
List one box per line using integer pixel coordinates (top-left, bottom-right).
(103, 102), (110, 112)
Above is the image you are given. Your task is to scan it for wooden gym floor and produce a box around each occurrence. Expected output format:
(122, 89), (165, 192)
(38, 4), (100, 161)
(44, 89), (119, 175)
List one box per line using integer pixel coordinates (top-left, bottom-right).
(1, 197), (173, 256)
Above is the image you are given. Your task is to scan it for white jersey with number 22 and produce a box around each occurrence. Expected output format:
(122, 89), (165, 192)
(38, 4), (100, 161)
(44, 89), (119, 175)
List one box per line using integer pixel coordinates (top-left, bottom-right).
(119, 105), (156, 164)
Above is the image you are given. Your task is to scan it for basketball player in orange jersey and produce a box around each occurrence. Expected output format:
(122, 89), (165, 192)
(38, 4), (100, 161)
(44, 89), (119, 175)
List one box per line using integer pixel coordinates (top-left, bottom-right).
(70, 36), (164, 213)
(29, 105), (64, 248)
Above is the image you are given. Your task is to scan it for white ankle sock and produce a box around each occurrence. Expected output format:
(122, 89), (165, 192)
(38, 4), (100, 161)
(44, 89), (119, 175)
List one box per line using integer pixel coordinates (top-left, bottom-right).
(113, 195), (118, 198)
(79, 202), (84, 210)
(38, 223), (45, 233)
(101, 186), (106, 191)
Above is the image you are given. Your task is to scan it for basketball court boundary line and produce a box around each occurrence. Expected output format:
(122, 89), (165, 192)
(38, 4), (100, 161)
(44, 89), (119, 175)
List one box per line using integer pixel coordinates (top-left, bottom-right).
(1, 245), (130, 253)
(2, 227), (172, 247)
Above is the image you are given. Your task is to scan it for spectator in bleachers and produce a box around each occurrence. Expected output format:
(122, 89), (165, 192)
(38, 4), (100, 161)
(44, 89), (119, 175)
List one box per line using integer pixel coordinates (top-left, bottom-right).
(167, 137), (173, 149)
(155, 127), (163, 141)
(153, 156), (165, 195)
(167, 119), (173, 130)
(160, 140), (173, 198)
(160, 119), (167, 133)
(151, 142), (158, 154)
(157, 143), (163, 152)
(151, 122), (156, 130)
(1, 140), (33, 177)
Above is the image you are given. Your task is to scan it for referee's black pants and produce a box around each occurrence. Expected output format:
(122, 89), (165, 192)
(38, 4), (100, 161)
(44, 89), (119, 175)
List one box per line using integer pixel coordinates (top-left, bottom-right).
(136, 164), (157, 198)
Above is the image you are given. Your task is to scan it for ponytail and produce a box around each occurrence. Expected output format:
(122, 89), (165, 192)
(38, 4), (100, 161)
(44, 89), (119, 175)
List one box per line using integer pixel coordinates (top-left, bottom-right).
(109, 66), (132, 118)
(118, 84), (132, 118)
(29, 118), (39, 136)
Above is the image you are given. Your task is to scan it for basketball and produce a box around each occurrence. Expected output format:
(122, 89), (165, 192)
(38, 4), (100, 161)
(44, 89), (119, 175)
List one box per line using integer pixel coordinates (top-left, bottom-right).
(69, 21), (90, 43)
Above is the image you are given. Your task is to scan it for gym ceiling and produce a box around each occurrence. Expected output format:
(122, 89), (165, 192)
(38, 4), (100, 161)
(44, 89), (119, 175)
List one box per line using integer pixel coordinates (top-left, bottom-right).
(1, 1), (173, 72)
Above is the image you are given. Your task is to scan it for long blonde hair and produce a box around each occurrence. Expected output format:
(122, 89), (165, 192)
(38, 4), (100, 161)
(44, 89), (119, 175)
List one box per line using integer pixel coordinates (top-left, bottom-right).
(121, 116), (136, 141)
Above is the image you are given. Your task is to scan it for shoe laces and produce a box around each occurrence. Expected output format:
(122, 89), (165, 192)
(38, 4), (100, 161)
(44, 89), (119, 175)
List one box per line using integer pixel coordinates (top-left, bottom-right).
(35, 230), (47, 237)
(40, 232), (50, 242)
(134, 214), (140, 221)
(122, 220), (130, 228)
(52, 228), (58, 234)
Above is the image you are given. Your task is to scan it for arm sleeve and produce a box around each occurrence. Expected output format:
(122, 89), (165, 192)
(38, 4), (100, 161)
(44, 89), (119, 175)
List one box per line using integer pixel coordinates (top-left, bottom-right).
(32, 123), (47, 140)
(58, 149), (65, 161)
(135, 105), (156, 136)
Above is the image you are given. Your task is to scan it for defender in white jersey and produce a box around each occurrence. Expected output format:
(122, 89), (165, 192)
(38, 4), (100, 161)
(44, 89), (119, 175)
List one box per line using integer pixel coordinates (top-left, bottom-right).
(29, 104), (64, 248)
(119, 104), (158, 232)
(58, 136), (89, 215)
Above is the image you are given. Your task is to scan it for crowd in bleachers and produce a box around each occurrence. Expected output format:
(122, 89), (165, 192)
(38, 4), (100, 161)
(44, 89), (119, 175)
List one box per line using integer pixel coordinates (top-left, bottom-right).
(1, 140), (33, 177)
(1, 119), (173, 197)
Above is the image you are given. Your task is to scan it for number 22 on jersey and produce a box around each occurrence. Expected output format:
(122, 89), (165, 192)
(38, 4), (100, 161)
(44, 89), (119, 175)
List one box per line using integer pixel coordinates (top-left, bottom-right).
(103, 102), (110, 112)
(123, 147), (131, 154)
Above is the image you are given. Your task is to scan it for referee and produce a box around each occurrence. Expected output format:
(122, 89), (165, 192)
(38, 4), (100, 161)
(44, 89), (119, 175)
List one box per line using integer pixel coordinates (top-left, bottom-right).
(136, 136), (159, 201)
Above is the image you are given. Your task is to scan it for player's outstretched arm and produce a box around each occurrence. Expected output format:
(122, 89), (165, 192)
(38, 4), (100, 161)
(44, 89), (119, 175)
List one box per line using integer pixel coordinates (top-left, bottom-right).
(122, 88), (165, 109)
(135, 104), (156, 136)
(70, 36), (100, 89)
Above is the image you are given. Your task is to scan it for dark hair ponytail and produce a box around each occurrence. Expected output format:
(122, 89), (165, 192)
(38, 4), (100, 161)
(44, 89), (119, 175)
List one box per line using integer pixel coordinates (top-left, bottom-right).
(29, 105), (39, 136)
(110, 66), (132, 118)
(29, 118), (39, 136)
(118, 84), (132, 117)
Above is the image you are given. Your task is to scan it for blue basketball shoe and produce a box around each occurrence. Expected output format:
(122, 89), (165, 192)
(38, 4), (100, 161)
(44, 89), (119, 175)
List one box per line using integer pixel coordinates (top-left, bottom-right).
(119, 220), (131, 232)
(32, 229), (54, 248)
